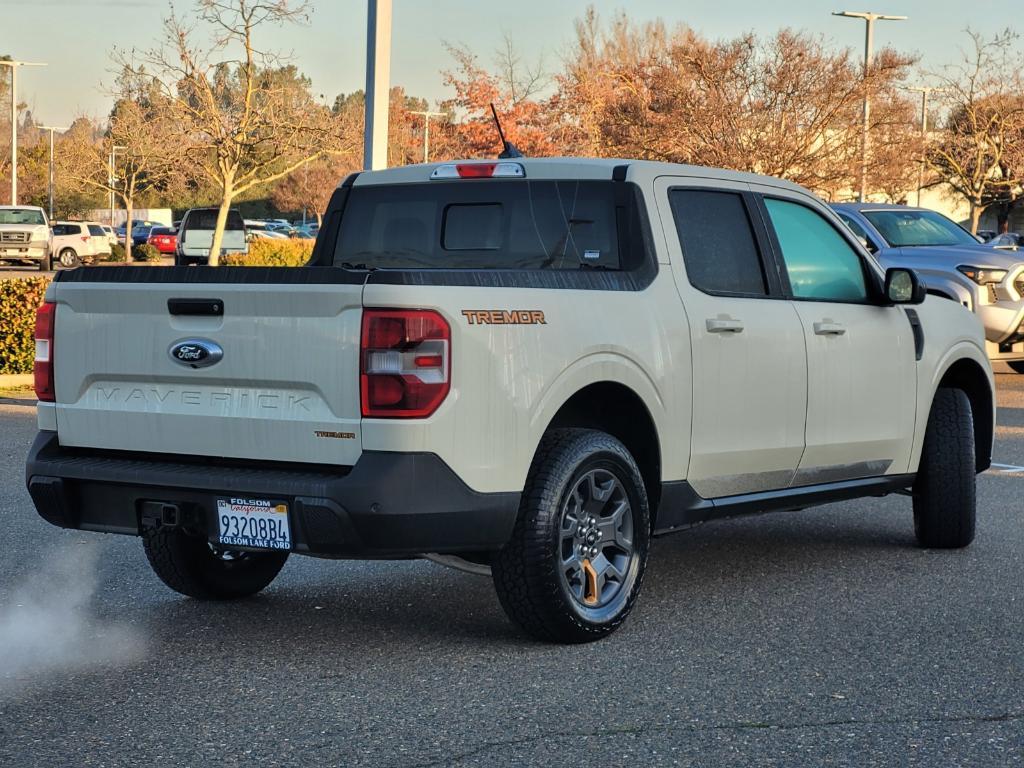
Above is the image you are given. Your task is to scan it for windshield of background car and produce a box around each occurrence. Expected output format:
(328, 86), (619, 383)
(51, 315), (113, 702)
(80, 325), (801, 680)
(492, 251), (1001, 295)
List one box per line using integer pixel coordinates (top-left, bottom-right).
(335, 180), (646, 270)
(0, 208), (45, 225)
(151, 227), (174, 236)
(862, 209), (979, 247)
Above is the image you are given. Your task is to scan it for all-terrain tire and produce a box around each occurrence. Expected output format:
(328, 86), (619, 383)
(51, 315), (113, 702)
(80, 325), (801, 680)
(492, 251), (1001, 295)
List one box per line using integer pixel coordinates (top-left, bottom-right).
(492, 429), (650, 643)
(913, 388), (977, 548)
(142, 528), (288, 599)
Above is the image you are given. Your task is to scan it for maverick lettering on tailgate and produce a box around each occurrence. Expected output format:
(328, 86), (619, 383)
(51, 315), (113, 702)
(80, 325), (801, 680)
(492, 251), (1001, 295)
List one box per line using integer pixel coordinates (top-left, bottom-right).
(461, 310), (546, 325)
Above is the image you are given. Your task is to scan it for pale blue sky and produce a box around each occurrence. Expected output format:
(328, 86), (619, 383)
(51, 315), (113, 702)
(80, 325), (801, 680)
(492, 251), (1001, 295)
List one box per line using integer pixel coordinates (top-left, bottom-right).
(0, 0), (1019, 126)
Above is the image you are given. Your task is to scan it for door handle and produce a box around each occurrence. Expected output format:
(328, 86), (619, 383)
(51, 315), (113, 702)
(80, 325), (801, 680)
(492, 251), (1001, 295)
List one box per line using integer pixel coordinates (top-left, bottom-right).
(706, 317), (744, 334)
(813, 321), (846, 336)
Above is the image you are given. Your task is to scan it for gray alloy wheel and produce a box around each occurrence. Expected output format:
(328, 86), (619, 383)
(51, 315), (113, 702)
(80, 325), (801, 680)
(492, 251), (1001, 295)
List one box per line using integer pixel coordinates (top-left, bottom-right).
(492, 428), (650, 643)
(58, 248), (80, 268)
(558, 468), (637, 614)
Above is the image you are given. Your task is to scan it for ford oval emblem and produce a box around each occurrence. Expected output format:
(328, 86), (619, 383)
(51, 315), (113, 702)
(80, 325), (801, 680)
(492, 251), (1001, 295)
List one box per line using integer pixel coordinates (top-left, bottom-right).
(169, 339), (223, 368)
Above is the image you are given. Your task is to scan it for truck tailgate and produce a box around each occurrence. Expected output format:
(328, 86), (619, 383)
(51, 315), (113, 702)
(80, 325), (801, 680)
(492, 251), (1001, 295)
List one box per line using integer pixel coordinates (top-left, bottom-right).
(51, 278), (364, 466)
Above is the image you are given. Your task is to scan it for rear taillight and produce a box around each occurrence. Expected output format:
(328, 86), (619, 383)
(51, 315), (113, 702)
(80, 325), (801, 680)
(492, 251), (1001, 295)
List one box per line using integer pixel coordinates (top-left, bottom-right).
(34, 302), (56, 402)
(360, 309), (450, 418)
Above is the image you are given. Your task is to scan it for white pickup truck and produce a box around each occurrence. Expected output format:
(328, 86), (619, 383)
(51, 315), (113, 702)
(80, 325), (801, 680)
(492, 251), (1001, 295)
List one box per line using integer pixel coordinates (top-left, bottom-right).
(26, 159), (994, 643)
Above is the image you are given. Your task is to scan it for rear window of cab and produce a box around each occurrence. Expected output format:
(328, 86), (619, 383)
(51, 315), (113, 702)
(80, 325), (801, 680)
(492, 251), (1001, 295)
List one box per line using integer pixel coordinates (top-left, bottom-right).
(335, 180), (648, 271)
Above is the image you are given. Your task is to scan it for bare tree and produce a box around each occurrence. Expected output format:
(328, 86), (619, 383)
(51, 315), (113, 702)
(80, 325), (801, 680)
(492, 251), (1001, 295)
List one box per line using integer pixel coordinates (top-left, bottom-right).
(927, 30), (1024, 233)
(59, 99), (180, 260)
(119, 0), (356, 264)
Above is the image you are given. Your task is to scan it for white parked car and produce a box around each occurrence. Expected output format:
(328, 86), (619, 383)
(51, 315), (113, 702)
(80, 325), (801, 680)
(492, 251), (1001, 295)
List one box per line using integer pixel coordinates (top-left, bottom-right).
(51, 221), (111, 268)
(100, 225), (117, 248)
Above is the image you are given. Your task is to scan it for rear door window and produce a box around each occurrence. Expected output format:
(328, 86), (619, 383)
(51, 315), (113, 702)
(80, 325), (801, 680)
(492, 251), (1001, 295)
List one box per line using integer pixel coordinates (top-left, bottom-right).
(668, 189), (767, 296)
(335, 180), (628, 270)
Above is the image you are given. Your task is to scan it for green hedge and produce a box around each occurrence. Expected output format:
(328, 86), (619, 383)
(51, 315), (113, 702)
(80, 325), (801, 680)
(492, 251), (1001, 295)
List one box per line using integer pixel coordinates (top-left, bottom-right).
(0, 277), (49, 374)
(222, 239), (313, 267)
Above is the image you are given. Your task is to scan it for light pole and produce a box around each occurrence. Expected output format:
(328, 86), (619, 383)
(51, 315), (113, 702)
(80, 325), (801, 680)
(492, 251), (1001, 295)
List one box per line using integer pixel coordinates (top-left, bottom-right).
(37, 125), (67, 220)
(409, 110), (447, 163)
(832, 11), (906, 202)
(363, 0), (392, 170)
(108, 144), (126, 228)
(907, 86), (943, 207)
(0, 60), (47, 205)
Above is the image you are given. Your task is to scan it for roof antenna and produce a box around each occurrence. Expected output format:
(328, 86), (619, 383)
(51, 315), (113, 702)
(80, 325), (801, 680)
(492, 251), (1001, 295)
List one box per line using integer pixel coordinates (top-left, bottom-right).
(490, 102), (523, 159)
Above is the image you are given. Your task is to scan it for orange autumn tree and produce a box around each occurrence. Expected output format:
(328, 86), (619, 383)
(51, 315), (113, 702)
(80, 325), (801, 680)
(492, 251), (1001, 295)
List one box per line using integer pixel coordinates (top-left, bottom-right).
(441, 38), (562, 158)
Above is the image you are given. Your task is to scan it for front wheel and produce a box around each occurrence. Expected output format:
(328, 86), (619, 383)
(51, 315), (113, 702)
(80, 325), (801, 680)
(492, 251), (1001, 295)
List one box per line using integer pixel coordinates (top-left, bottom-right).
(142, 528), (288, 599)
(1006, 361), (1024, 374)
(38, 251), (53, 271)
(492, 429), (650, 643)
(913, 388), (976, 548)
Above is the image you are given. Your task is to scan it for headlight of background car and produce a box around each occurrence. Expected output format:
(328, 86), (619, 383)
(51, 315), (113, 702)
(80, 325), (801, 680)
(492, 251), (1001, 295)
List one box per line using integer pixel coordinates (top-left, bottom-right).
(957, 265), (1008, 285)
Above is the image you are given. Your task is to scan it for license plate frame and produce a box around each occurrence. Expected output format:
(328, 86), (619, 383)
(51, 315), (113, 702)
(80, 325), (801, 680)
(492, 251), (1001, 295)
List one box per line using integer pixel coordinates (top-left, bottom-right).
(215, 497), (291, 551)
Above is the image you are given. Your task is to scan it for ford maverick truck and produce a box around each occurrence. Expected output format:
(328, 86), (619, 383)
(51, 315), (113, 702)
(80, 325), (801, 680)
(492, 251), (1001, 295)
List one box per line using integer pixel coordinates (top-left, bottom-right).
(26, 159), (994, 643)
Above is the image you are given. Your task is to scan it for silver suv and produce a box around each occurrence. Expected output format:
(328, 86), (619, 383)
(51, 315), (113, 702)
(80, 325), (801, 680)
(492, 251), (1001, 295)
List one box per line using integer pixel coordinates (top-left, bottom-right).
(833, 203), (1024, 372)
(0, 205), (52, 271)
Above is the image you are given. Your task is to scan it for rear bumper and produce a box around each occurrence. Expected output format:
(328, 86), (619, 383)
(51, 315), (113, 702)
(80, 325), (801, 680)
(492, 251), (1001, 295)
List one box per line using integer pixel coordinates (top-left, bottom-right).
(25, 431), (520, 557)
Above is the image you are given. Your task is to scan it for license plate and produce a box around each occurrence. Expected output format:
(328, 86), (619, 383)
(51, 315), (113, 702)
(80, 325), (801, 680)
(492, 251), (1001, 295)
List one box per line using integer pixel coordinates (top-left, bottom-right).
(1, 248), (25, 256)
(216, 497), (291, 550)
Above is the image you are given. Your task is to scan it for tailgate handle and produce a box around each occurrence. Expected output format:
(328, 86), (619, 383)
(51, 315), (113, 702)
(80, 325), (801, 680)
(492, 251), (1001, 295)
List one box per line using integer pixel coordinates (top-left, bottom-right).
(168, 298), (224, 316)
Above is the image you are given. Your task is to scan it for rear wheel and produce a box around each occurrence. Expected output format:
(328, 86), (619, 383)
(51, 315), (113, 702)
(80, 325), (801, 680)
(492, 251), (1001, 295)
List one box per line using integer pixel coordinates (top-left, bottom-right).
(142, 528), (288, 599)
(58, 248), (79, 268)
(1006, 361), (1024, 374)
(492, 429), (650, 643)
(913, 388), (976, 548)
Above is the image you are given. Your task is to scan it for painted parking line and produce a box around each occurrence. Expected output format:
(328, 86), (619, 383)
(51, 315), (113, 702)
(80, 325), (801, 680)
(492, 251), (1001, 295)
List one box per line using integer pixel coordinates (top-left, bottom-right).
(987, 462), (1024, 475)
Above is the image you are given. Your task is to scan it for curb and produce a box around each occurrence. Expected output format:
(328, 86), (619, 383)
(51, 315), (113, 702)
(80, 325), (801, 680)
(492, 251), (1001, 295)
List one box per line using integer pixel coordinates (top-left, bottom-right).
(0, 373), (33, 388)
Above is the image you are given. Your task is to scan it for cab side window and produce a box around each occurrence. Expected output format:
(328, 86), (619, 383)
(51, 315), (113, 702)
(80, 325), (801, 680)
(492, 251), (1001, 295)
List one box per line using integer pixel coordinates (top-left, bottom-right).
(669, 189), (767, 296)
(765, 198), (868, 302)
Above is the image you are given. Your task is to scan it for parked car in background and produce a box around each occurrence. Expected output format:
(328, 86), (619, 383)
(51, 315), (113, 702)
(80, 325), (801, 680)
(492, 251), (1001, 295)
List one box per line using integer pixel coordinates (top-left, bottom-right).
(52, 222), (110, 268)
(147, 227), (177, 254)
(175, 207), (247, 265)
(130, 225), (161, 247)
(988, 232), (1024, 250)
(100, 225), (117, 248)
(977, 229), (997, 242)
(833, 203), (1024, 371)
(247, 229), (289, 241)
(0, 205), (51, 270)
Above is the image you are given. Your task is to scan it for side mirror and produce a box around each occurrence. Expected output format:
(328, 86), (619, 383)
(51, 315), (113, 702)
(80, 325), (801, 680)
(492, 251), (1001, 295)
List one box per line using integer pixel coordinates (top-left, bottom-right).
(885, 267), (926, 305)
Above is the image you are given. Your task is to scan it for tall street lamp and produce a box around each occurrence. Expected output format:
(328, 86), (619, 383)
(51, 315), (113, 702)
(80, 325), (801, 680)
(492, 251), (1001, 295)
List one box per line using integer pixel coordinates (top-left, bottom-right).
(832, 11), (906, 202)
(363, 0), (392, 170)
(409, 110), (447, 163)
(907, 86), (944, 207)
(37, 125), (67, 220)
(0, 59), (47, 205)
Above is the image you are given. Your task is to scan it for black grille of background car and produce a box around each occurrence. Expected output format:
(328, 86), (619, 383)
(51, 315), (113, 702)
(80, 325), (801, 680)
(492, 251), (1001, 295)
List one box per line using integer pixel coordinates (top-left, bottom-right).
(0, 232), (30, 243)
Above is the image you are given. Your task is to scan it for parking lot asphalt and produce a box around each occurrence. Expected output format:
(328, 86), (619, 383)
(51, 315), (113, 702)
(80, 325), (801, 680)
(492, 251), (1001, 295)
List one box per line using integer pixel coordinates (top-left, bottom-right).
(0, 380), (1021, 767)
